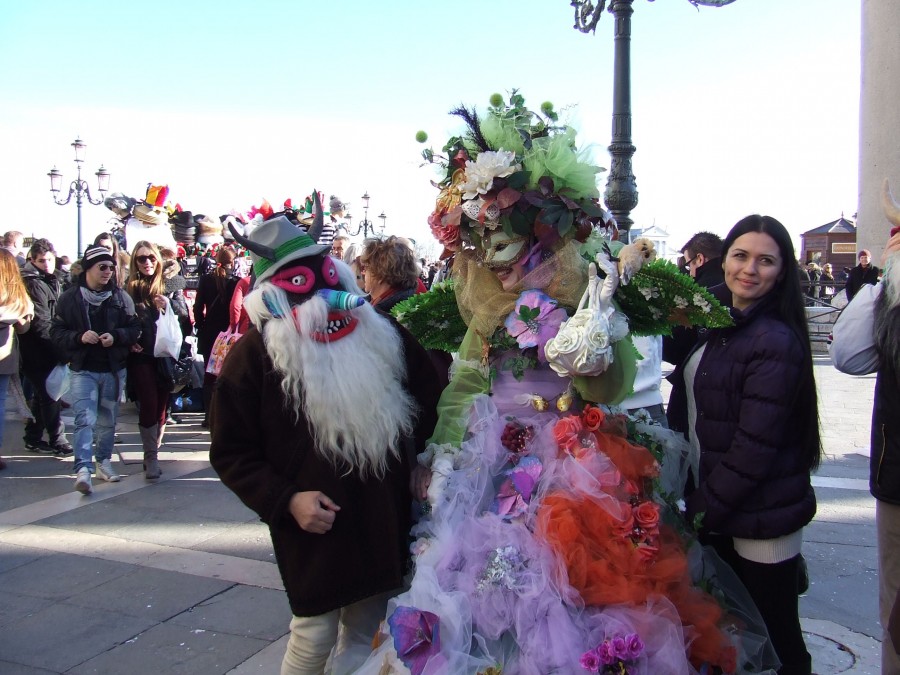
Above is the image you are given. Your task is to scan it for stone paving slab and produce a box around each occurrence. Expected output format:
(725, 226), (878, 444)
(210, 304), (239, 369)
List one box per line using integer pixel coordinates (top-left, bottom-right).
(0, 602), (157, 672)
(64, 566), (235, 622)
(68, 621), (271, 675)
(166, 585), (291, 641)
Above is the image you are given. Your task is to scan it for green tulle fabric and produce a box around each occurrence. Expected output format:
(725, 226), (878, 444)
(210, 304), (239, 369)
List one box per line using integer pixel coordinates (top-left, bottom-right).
(524, 128), (602, 199)
(573, 334), (639, 405)
(480, 112), (528, 156)
(426, 327), (490, 447)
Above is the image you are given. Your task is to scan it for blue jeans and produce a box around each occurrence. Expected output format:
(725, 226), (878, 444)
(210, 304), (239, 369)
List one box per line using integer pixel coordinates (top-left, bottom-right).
(70, 369), (125, 473)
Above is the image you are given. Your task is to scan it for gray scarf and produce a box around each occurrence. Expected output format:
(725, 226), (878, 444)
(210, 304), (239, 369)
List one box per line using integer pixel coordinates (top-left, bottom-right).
(80, 286), (113, 307)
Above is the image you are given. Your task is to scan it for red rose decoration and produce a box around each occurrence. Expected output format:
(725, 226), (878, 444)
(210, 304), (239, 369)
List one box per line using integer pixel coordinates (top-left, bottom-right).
(582, 405), (605, 432)
(633, 501), (660, 531)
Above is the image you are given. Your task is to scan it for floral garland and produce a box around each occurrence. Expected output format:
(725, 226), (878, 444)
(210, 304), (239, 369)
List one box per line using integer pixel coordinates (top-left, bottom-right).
(614, 258), (732, 336)
(390, 281), (469, 352)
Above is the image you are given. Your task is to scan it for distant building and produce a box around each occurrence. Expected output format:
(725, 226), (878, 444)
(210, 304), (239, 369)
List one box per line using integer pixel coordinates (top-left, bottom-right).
(626, 224), (673, 260)
(799, 215), (857, 269)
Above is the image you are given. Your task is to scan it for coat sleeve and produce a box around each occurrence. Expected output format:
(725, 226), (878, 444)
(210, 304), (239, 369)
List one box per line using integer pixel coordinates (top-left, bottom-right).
(831, 283), (880, 376)
(111, 292), (141, 347)
(208, 332), (300, 525)
(688, 328), (806, 530)
(193, 277), (208, 330)
(50, 292), (84, 357)
(25, 279), (53, 343)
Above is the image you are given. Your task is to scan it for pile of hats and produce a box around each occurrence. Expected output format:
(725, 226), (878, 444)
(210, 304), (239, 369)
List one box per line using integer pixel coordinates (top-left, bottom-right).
(133, 185), (170, 226)
(170, 210), (197, 246)
(196, 214), (224, 247)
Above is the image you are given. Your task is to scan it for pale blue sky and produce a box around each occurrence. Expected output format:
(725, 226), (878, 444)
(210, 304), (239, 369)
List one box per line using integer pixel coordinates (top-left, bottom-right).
(0, 0), (859, 258)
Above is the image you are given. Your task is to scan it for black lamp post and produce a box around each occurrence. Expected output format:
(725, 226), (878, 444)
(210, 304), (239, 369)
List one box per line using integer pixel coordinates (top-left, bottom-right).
(47, 137), (110, 257)
(570, 0), (738, 235)
(347, 192), (386, 238)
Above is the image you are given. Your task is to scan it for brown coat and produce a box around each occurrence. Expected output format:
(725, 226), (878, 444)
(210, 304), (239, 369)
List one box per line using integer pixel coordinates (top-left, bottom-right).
(209, 321), (441, 617)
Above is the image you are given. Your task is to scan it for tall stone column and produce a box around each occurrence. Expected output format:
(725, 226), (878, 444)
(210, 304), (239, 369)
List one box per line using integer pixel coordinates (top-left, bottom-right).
(858, 0), (900, 261)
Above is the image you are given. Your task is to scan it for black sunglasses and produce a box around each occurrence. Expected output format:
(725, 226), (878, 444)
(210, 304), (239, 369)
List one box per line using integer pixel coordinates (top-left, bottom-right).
(136, 255), (157, 264)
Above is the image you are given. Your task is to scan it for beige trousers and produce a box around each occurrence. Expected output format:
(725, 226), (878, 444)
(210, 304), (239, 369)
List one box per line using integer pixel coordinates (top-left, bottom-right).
(280, 589), (398, 675)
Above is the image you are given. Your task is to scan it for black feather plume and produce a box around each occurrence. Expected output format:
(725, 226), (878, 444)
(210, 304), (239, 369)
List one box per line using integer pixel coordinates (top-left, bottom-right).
(449, 105), (491, 152)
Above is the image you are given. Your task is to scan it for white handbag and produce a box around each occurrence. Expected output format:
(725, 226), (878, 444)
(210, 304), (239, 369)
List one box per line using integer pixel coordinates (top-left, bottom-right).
(544, 261), (629, 377)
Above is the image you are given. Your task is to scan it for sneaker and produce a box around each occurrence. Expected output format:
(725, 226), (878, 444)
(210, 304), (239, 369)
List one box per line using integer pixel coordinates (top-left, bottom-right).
(25, 439), (55, 454)
(74, 467), (92, 494)
(165, 415), (179, 425)
(96, 459), (121, 483)
(52, 441), (74, 457)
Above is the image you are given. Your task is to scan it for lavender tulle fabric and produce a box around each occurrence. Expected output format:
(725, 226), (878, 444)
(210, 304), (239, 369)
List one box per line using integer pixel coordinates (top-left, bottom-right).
(349, 362), (776, 675)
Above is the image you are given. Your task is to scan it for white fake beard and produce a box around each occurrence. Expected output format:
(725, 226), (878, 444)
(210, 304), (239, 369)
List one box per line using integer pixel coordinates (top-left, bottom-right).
(875, 252), (900, 377)
(245, 284), (418, 479)
(883, 252), (900, 311)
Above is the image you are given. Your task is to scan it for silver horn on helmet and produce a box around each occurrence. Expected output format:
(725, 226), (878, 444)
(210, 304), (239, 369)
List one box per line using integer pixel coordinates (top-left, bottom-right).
(227, 222), (276, 261)
(305, 190), (324, 242)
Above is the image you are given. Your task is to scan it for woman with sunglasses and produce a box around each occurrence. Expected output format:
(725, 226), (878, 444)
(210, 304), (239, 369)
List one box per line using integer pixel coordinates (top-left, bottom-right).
(125, 241), (170, 479)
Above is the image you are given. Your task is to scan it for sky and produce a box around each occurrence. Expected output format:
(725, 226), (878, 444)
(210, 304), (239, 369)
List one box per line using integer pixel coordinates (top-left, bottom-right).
(0, 0), (860, 260)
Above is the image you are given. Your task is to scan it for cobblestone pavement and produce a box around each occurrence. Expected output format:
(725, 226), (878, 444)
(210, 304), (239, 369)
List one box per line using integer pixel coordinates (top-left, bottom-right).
(0, 355), (882, 673)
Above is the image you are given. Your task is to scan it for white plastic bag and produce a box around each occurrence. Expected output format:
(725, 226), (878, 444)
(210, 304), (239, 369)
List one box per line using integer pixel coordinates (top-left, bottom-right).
(153, 297), (182, 359)
(46, 363), (71, 402)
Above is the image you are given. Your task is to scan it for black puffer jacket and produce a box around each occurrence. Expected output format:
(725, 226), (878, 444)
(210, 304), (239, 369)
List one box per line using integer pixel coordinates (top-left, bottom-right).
(50, 281), (141, 373)
(19, 261), (64, 369)
(671, 295), (817, 539)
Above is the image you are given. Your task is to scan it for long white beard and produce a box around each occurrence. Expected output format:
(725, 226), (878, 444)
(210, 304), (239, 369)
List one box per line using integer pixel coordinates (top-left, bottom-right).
(244, 283), (419, 478)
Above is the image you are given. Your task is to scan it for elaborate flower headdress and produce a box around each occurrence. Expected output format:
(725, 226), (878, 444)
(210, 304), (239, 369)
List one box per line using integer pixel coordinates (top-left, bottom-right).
(419, 90), (615, 258)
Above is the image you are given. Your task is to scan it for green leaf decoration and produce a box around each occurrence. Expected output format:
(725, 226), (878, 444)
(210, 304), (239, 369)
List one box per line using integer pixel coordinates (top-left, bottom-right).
(614, 259), (733, 337)
(390, 281), (468, 352)
(518, 305), (540, 322)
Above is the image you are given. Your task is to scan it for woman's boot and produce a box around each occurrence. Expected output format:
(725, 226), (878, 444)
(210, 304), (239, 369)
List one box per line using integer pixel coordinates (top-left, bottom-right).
(140, 424), (161, 480)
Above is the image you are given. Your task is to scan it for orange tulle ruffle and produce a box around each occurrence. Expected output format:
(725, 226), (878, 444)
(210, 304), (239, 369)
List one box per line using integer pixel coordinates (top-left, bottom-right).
(537, 492), (737, 672)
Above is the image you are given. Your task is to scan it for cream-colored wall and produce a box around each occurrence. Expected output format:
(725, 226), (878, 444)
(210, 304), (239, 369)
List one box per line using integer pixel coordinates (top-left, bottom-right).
(858, 0), (900, 264)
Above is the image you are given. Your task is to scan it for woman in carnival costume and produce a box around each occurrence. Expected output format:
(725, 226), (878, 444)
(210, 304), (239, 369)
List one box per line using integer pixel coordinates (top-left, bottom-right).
(350, 92), (775, 675)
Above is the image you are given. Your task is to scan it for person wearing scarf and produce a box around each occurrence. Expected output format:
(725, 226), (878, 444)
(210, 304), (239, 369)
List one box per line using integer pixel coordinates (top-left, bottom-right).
(50, 245), (140, 494)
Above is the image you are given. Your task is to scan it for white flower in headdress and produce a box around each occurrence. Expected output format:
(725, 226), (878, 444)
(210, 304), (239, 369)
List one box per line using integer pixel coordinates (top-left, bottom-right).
(459, 149), (521, 200)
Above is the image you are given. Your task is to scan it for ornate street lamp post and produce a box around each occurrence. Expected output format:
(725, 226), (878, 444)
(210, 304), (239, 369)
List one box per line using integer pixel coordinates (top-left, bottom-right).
(347, 192), (386, 238)
(570, 0), (737, 235)
(47, 137), (110, 257)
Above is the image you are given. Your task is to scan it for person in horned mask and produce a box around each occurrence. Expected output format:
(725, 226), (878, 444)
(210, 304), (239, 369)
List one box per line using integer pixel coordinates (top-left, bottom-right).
(208, 193), (442, 674)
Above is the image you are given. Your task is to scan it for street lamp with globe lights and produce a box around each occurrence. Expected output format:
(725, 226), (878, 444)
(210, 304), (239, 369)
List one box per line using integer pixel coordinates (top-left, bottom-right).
(47, 137), (110, 257)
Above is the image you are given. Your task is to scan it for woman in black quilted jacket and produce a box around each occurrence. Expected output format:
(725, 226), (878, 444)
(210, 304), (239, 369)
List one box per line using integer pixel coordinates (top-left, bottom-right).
(671, 215), (821, 675)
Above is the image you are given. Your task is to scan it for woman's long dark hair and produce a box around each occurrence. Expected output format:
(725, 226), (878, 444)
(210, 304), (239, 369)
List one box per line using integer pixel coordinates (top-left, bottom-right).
(722, 215), (823, 471)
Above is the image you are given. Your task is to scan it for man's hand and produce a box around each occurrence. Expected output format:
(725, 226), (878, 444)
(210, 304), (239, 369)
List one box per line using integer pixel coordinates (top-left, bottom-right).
(98, 333), (115, 348)
(81, 330), (101, 345)
(288, 491), (341, 534)
(410, 464), (432, 501)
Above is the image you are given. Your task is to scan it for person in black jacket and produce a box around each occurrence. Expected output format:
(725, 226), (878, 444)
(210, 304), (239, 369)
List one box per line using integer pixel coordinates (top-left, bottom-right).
(50, 245), (140, 495)
(662, 231), (725, 420)
(670, 215), (821, 675)
(19, 238), (72, 455)
(846, 248), (881, 301)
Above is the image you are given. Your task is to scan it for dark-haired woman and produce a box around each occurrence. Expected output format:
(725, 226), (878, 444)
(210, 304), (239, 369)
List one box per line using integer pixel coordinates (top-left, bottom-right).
(193, 247), (238, 426)
(670, 215), (821, 675)
(126, 241), (170, 480)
